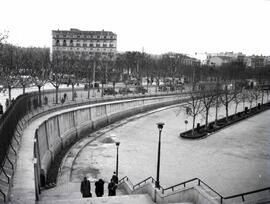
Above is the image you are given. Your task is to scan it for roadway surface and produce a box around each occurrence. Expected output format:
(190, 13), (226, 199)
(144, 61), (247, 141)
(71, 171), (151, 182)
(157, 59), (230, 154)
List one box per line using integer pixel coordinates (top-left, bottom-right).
(69, 102), (270, 199)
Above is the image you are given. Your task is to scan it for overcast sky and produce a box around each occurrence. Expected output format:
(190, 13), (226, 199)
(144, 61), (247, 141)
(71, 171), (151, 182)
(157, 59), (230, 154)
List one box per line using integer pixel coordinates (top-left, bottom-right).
(1, 0), (269, 56)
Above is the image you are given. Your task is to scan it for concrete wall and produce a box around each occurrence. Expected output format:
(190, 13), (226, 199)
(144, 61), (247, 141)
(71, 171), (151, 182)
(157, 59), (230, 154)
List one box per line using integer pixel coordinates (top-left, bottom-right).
(34, 95), (183, 199)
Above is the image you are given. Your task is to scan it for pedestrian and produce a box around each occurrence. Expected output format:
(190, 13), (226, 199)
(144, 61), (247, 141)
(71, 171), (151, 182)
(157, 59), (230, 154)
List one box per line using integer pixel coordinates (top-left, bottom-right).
(111, 171), (118, 184)
(95, 179), (104, 197)
(80, 176), (92, 198)
(108, 179), (117, 196)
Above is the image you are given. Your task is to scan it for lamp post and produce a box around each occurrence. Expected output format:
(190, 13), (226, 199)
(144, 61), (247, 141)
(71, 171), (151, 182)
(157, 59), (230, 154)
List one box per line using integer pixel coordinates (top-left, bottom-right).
(115, 141), (120, 178)
(155, 122), (165, 189)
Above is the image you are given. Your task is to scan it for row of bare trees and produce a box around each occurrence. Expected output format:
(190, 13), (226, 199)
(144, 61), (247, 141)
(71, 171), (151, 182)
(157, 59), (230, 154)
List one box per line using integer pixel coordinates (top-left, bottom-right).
(183, 83), (269, 135)
(1, 32), (270, 106)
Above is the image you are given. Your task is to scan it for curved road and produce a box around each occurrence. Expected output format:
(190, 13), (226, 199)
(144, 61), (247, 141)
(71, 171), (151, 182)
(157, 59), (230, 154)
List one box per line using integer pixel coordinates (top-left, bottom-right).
(71, 103), (270, 199)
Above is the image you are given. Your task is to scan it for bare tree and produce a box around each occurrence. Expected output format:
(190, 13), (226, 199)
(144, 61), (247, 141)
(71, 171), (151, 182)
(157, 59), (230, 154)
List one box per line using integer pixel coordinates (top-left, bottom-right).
(183, 92), (204, 135)
(214, 80), (222, 124)
(253, 87), (261, 106)
(233, 89), (242, 114)
(220, 85), (235, 120)
(241, 89), (248, 111)
(247, 90), (255, 109)
(201, 89), (215, 130)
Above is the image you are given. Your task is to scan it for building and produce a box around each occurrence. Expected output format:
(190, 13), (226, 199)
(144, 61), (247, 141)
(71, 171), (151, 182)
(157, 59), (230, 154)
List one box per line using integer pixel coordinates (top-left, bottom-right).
(52, 28), (117, 59)
(245, 55), (265, 69)
(207, 56), (232, 67)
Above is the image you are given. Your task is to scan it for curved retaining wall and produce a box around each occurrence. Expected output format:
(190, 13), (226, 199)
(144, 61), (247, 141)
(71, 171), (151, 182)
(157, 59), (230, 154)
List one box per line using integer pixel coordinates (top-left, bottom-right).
(34, 95), (184, 200)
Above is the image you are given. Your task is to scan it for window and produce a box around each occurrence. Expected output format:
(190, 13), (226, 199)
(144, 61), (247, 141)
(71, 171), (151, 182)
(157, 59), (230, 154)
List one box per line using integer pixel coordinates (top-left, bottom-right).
(70, 40), (73, 46)
(89, 44), (93, 47)
(83, 43), (87, 47)
(76, 43), (80, 46)
(96, 44), (100, 47)
(104, 36), (107, 39)
(63, 40), (67, 46)
(103, 44), (107, 48)
(110, 44), (114, 48)
(77, 35), (80, 38)
(56, 40), (60, 46)
(97, 36), (100, 38)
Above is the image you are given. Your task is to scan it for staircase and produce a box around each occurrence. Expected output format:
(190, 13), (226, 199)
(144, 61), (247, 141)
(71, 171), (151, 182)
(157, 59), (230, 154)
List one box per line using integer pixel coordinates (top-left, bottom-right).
(38, 194), (155, 204)
(40, 181), (126, 201)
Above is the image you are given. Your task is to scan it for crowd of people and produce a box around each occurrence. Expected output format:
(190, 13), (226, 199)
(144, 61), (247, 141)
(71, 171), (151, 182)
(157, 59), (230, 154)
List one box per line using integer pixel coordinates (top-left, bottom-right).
(80, 172), (119, 198)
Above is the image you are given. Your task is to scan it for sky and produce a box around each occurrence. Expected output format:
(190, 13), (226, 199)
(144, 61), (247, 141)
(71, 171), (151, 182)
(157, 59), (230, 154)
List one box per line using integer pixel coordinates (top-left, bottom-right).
(1, 0), (270, 57)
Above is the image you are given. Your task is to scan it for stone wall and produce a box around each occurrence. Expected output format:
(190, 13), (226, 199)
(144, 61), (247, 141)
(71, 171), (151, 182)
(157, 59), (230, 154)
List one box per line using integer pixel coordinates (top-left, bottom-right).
(34, 95), (182, 200)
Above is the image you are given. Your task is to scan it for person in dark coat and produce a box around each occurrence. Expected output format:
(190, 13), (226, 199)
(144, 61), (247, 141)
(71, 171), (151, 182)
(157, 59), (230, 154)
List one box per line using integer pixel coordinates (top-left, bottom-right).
(80, 177), (92, 198)
(111, 172), (118, 184)
(108, 179), (117, 196)
(95, 179), (105, 197)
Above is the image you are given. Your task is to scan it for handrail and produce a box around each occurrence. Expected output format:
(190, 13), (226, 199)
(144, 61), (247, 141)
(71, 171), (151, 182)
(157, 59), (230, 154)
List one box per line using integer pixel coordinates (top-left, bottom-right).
(119, 176), (270, 203)
(133, 176), (155, 190)
(0, 188), (6, 202)
(198, 179), (223, 202)
(162, 177), (198, 193)
(224, 186), (270, 202)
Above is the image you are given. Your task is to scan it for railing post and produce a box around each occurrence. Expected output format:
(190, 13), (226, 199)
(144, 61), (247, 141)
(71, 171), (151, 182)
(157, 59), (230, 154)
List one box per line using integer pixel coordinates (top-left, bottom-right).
(242, 195), (245, 202)
(198, 180), (201, 186)
(220, 197), (223, 203)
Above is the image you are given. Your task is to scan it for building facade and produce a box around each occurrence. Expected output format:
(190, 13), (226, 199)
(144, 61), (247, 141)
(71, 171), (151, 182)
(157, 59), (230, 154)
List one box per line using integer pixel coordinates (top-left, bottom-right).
(52, 28), (117, 59)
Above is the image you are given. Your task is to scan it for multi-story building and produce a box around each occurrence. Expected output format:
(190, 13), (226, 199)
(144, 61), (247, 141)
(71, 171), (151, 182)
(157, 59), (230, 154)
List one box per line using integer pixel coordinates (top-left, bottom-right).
(246, 55), (265, 69)
(52, 28), (117, 59)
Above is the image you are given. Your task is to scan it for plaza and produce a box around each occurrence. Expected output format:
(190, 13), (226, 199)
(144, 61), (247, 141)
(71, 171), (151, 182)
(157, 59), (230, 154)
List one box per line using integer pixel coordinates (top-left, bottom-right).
(39, 102), (270, 202)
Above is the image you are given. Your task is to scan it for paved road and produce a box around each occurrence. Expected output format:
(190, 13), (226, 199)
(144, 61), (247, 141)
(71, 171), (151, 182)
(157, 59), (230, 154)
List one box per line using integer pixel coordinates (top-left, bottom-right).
(71, 104), (270, 199)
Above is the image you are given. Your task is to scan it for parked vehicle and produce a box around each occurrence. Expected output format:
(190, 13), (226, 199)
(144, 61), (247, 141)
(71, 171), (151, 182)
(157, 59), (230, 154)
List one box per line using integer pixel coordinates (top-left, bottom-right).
(84, 82), (99, 90)
(103, 87), (118, 95)
(134, 86), (147, 94)
(119, 87), (132, 94)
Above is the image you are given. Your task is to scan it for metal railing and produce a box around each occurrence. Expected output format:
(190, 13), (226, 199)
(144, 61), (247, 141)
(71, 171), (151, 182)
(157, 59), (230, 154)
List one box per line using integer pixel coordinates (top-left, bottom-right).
(119, 176), (270, 203)
(0, 188), (6, 202)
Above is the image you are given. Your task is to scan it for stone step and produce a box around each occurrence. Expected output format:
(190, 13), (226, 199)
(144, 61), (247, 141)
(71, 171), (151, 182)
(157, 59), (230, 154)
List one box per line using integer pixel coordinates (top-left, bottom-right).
(41, 182), (126, 201)
(38, 194), (154, 204)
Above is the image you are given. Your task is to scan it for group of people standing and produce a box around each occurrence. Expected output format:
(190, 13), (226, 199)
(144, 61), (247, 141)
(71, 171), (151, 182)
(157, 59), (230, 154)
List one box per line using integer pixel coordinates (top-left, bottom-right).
(80, 172), (118, 198)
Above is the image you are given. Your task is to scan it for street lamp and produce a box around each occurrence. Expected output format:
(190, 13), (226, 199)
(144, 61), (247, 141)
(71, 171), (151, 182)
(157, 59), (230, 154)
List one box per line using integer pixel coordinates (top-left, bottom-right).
(115, 141), (120, 178)
(155, 122), (165, 189)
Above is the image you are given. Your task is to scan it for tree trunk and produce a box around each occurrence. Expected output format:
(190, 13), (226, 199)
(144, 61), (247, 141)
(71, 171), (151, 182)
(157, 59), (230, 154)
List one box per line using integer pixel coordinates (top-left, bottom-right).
(72, 83), (75, 101)
(235, 103), (238, 114)
(226, 104), (229, 121)
(261, 90), (264, 104)
(55, 86), (59, 104)
(101, 83), (104, 97)
(87, 82), (90, 99)
(38, 85), (41, 106)
(23, 84), (26, 95)
(215, 101), (218, 124)
(8, 86), (12, 103)
(192, 115), (196, 135)
(205, 109), (209, 130)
